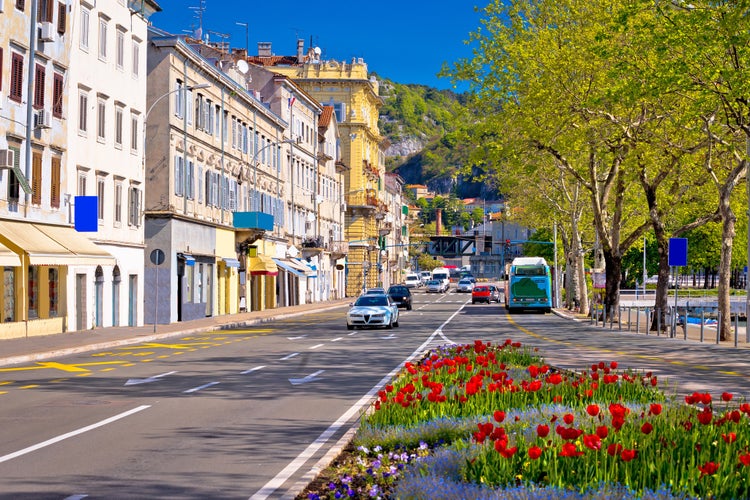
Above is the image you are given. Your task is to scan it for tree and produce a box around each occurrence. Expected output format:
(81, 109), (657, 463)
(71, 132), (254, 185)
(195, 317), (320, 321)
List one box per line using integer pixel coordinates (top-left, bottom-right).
(417, 254), (444, 271)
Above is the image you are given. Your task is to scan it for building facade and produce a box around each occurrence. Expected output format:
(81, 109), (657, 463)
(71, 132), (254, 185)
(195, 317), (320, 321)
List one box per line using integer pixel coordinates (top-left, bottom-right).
(248, 41), (391, 296)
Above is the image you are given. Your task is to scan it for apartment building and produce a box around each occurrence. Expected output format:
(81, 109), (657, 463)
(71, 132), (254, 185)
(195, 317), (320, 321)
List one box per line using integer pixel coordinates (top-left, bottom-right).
(383, 172), (408, 288)
(65, 0), (160, 330)
(247, 40), (389, 296)
(0, 0), (153, 339)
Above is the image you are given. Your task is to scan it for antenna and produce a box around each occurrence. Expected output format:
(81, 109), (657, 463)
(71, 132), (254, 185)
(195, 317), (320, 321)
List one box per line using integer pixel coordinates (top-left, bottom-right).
(188, 0), (206, 39)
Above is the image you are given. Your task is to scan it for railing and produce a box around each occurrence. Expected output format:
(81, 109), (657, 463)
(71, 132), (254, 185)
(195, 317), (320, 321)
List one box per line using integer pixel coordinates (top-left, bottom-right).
(331, 241), (349, 255)
(301, 236), (324, 249)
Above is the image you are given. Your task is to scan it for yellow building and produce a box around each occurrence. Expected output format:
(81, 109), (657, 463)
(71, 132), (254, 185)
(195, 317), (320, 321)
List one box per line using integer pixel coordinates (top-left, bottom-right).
(248, 41), (387, 295)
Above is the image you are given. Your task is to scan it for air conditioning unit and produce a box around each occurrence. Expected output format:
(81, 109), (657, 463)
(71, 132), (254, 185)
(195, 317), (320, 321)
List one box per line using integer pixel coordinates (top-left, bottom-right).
(0, 149), (15, 170)
(40, 22), (55, 42)
(35, 110), (51, 129)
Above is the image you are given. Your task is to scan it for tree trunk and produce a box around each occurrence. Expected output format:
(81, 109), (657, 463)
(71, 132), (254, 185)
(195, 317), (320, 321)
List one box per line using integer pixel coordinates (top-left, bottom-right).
(577, 250), (590, 317)
(716, 196), (736, 341)
(602, 247), (622, 323)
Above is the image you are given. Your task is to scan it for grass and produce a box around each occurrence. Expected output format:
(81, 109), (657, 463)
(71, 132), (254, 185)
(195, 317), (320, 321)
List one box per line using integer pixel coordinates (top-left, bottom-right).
(297, 339), (750, 499)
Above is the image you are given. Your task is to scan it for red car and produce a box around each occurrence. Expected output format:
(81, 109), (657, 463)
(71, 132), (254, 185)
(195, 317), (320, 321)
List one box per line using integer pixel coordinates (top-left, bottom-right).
(472, 285), (492, 304)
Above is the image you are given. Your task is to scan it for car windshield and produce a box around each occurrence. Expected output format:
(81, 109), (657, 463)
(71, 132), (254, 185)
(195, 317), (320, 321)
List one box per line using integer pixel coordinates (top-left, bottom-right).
(354, 296), (389, 307)
(364, 289), (386, 295)
(389, 287), (408, 294)
(459, 279), (472, 284)
(427, 280), (439, 285)
(474, 286), (488, 292)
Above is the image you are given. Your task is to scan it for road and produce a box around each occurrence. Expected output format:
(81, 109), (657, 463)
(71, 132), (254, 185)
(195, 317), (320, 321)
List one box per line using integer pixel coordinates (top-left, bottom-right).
(0, 287), (749, 499)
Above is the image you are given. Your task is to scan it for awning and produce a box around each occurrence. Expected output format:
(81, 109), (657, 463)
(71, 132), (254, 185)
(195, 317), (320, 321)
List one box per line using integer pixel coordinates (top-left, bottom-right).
(248, 255), (278, 276)
(178, 253), (195, 266)
(272, 258), (307, 278)
(0, 241), (21, 267)
(0, 220), (116, 266)
(223, 258), (240, 268)
(293, 258), (318, 278)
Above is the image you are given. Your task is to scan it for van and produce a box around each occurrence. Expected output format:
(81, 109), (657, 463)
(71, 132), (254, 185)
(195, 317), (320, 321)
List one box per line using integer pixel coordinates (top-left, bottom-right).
(431, 268), (451, 290)
(404, 274), (422, 289)
(419, 271), (432, 284)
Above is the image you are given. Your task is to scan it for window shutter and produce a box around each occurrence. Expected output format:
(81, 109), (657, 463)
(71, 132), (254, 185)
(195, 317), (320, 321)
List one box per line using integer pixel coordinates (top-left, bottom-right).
(52, 73), (63, 117)
(51, 157), (61, 208)
(57, 2), (67, 33)
(10, 53), (24, 102)
(31, 151), (42, 205)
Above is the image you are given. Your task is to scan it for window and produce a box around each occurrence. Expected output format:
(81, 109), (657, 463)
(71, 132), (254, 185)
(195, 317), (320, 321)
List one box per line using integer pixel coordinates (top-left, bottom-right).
(197, 165), (203, 204)
(174, 80), (183, 118)
(56, 1), (66, 34)
(7, 145), (20, 202)
(130, 113), (138, 151)
(116, 29), (124, 69)
(52, 72), (63, 118)
(78, 171), (87, 196)
(33, 63), (45, 109)
(28, 266), (38, 319)
(31, 150), (42, 205)
(50, 156), (60, 208)
(186, 160), (194, 199)
(97, 177), (105, 221)
(48, 268), (58, 317)
(37, 0), (52, 21)
(97, 98), (106, 141)
(98, 18), (108, 60)
(114, 106), (123, 147)
(10, 52), (23, 102)
(132, 40), (140, 78)
(80, 8), (89, 50)
(128, 185), (140, 226)
(174, 156), (184, 196)
(114, 181), (122, 224)
(78, 91), (88, 133)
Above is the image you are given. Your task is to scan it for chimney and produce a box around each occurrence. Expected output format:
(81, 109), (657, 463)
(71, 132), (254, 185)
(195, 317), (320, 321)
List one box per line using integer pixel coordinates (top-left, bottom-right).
(297, 39), (305, 60)
(435, 208), (443, 236)
(258, 42), (272, 57)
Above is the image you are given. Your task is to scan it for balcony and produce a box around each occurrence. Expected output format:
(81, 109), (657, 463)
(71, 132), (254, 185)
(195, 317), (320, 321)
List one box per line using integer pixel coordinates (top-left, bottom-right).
(347, 190), (378, 212)
(301, 236), (325, 257)
(378, 221), (393, 236)
(331, 241), (349, 258)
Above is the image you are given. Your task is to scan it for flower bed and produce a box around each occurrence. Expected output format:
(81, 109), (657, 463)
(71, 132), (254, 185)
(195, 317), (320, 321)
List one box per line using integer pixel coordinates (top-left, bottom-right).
(299, 339), (750, 499)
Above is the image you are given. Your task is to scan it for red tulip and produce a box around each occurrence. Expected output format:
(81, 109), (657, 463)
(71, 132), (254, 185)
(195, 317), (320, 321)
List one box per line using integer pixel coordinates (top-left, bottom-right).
(649, 403), (662, 416)
(583, 434), (602, 451)
(528, 446), (542, 460)
(610, 361), (618, 369)
(698, 461), (719, 476)
(559, 442), (583, 457)
(620, 448), (637, 462)
(493, 410), (506, 423)
(721, 432), (737, 444)
(697, 408), (713, 425)
(641, 422), (653, 435)
(739, 453), (750, 466)
(586, 404), (600, 417)
(537, 424), (550, 438)
(607, 443), (623, 456)
(563, 413), (575, 425)
(721, 392), (733, 402)
(596, 425), (609, 439)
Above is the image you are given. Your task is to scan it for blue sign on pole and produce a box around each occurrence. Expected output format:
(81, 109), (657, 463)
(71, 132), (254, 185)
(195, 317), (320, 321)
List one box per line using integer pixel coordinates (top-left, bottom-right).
(668, 238), (688, 267)
(74, 196), (99, 232)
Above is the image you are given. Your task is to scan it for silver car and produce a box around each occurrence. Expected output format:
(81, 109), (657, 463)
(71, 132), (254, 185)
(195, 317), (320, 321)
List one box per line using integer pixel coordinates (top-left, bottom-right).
(457, 278), (474, 293)
(347, 294), (400, 329)
(425, 279), (448, 293)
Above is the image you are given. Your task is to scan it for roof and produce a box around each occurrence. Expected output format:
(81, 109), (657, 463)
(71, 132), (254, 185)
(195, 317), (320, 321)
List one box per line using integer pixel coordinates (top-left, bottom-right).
(247, 55), (301, 67)
(512, 257), (548, 266)
(318, 106), (334, 129)
(406, 184), (427, 188)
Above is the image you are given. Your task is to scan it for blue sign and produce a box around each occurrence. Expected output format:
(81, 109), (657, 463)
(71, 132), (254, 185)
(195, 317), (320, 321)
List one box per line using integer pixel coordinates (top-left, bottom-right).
(74, 196), (98, 232)
(668, 238), (688, 267)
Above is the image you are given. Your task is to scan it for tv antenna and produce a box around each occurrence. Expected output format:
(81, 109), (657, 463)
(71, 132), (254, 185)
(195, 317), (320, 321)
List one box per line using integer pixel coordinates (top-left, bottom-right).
(187, 0), (206, 38)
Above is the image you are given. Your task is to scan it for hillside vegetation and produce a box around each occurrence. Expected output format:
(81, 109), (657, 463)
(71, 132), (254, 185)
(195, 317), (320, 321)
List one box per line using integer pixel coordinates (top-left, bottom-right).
(377, 79), (495, 198)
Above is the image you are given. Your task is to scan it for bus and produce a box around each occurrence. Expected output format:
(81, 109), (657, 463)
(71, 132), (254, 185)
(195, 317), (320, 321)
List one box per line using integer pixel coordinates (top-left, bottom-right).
(504, 257), (552, 313)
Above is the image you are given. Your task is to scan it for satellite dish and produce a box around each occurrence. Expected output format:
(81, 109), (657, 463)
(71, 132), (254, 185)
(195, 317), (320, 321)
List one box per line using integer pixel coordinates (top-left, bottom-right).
(237, 59), (249, 74)
(314, 47), (321, 56)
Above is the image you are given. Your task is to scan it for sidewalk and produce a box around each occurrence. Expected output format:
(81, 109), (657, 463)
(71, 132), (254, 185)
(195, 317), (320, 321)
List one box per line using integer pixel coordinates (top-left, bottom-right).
(553, 307), (750, 348)
(0, 299), (351, 367)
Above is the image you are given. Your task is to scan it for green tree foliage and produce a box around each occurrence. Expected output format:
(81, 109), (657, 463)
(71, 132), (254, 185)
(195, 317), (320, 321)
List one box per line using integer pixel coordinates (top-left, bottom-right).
(417, 254), (445, 271)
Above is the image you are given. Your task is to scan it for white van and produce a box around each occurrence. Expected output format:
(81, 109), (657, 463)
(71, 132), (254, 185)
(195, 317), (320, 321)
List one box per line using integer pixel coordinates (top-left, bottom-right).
(404, 274), (422, 289)
(431, 268), (451, 290)
(419, 271), (432, 284)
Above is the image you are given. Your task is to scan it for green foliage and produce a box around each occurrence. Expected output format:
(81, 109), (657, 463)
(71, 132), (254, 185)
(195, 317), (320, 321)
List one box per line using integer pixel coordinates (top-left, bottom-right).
(417, 254), (445, 271)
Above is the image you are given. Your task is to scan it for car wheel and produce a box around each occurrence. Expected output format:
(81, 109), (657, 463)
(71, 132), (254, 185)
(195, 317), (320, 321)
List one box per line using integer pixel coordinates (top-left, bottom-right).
(472, 300), (476, 304)
(386, 319), (394, 330)
(394, 320), (399, 327)
(406, 304), (412, 311)
(347, 325), (354, 330)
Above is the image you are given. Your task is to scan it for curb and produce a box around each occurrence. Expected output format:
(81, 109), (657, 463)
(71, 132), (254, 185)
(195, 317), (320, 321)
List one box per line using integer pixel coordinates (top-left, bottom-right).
(0, 303), (349, 368)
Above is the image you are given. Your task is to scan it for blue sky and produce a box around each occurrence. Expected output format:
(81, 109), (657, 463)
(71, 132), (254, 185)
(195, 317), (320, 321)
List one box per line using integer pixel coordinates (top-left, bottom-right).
(150, 1), (484, 91)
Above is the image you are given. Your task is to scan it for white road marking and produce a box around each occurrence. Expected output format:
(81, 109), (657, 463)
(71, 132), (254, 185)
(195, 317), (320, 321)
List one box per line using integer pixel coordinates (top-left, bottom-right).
(64, 496), (88, 500)
(251, 301), (467, 500)
(287, 335), (308, 340)
(124, 370), (177, 386)
(0, 405), (151, 464)
(331, 337), (343, 342)
(183, 381), (220, 393)
(241, 365), (266, 375)
(309, 344), (325, 350)
(289, 370), (325, 386)
(280, 353), (299, 360)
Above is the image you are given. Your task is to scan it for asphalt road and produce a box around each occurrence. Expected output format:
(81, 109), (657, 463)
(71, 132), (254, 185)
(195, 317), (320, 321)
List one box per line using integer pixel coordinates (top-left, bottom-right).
(1, 287), (749, 499)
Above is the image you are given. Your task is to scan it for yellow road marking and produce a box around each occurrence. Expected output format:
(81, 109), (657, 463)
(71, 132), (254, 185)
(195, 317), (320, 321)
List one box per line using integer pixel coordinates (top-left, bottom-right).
(19, 385), (38, 389)
(0, 381), (13, 386)
(0, 361), (126, 374)
(100, 368), (116, 372)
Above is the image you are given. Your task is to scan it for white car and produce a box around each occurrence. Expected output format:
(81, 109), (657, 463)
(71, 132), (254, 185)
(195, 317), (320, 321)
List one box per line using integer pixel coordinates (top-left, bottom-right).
(419, 271), (432, 284)
(347, 295), (399, 329)
(425, 279), (448, 293)
(405, 274), (422, 289)
(456, 278), (475, 293)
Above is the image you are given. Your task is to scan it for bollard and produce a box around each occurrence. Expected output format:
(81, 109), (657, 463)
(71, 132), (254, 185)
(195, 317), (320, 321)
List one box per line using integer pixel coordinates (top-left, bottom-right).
(657, 307), (661, 337)
(627, 307), (631, 332)
(700, 310), (704, 343)
(717, 311), (721, 344)
(735, 313), (738, 348)
(636, 307), (640, 334)
(618, 306), (622, 331)
(683, 307), (687, 341)
(645, 307), (649, 335)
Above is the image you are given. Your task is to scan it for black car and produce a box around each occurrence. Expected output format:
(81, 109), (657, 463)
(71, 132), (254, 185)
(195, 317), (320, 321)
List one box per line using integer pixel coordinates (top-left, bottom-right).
(387, 285), (412, 310)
